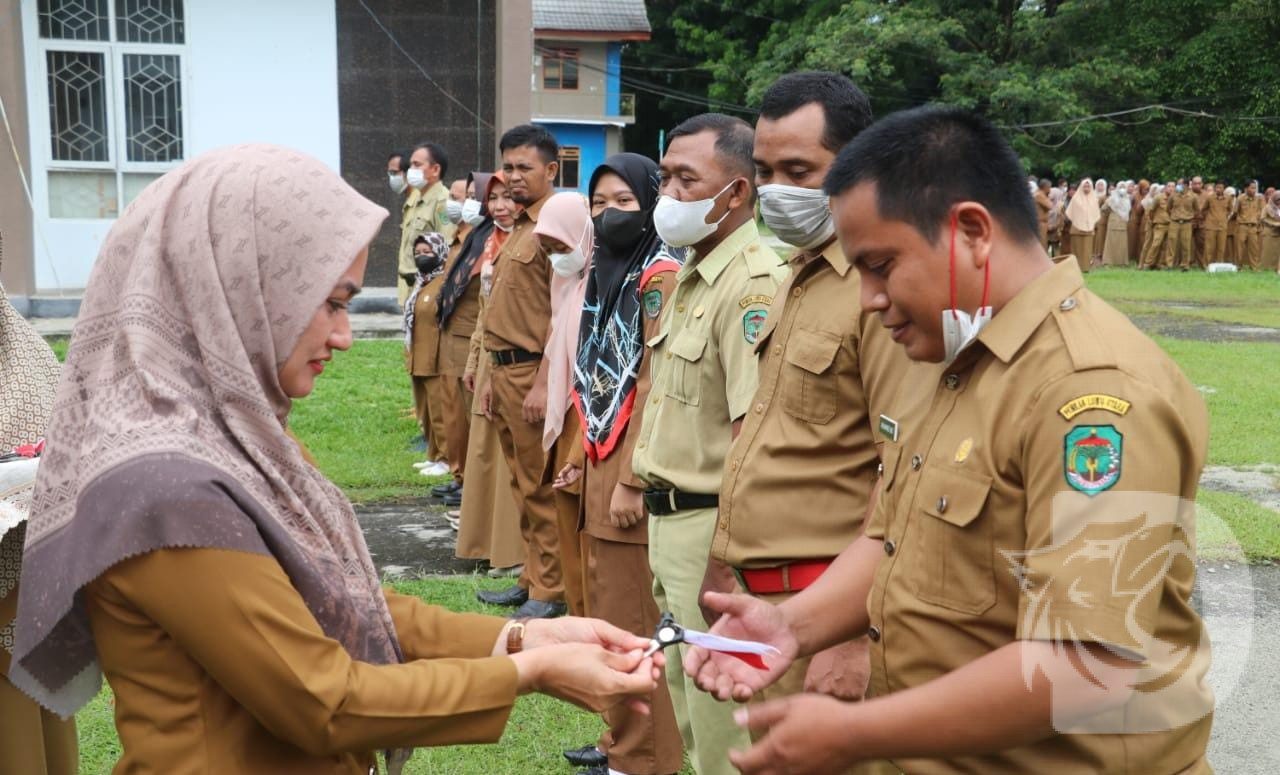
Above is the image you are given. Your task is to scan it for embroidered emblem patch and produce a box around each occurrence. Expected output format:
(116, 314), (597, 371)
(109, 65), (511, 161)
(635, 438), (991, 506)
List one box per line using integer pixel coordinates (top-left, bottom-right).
(954, 437), (973, 463)
(643, 289), (663, 319)
(1064, 425), (1123, 496)
(739, 294), (773, 309)
(743, 310), (768, 344)
(1058, 394), (1132, 421)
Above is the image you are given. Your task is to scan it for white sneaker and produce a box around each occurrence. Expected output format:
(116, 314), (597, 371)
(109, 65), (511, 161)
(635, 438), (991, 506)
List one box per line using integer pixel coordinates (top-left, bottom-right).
(411, 460), (433, 470)
(418, 461), (450, 477)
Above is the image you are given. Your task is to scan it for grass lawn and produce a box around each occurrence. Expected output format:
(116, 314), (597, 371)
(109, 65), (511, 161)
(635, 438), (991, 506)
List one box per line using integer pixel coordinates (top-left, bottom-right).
(1084, 267), (1280, 328)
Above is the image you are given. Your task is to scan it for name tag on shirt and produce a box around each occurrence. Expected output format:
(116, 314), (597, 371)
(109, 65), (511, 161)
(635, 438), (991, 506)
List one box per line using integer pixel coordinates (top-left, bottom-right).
(878, 414), (900, 442)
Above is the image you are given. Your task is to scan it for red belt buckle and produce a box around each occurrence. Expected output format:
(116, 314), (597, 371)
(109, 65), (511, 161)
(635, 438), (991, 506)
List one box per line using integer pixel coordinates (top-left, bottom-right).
(739, 559), (832, 595)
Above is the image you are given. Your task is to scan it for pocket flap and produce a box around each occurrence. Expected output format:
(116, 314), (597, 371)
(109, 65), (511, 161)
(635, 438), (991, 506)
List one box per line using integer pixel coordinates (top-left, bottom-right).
(646, 329), (669, 349)
(919, 467), (992, 528)
(784, 329), (841, 374)
(670, 330), (708, 362)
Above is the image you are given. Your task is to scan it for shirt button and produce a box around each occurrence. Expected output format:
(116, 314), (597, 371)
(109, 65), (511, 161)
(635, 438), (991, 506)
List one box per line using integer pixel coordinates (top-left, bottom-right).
(1060, 297), (1078, 311)
(910, 454), (922, 470)
(936, 496), (948, 513)
(677, 305), (686, 314)
(868, 625), (881, 643)
(638, 442), (646, 449)
(730, 460), (739, 471)
(666, 352), (672, 360)
(792, 287), (804, 298)
(944, 373), (960, 390)
(754, 403), (765, 414)
(651, 396), (660, 405)
(883, 540), (896, 556)
(773, 344), (782, 355)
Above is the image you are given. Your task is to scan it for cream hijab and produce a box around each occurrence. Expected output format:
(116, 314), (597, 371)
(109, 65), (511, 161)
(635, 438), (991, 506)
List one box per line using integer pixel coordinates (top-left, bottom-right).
(1066, 179), (1102, 232)
(12, 145), (394, 719)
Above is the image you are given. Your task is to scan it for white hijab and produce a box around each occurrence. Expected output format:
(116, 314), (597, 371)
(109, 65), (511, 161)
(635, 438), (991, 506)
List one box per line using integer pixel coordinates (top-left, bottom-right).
(1066, 179), (1102, 232)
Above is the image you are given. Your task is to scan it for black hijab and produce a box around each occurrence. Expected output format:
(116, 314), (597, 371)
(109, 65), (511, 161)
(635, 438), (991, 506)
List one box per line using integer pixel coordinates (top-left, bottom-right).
(573, 153), (683, 461)
(437, 171), (495, 327)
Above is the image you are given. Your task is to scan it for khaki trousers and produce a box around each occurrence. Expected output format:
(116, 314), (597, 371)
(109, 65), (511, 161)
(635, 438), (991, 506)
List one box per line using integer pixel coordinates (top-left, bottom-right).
(588, 535), (685, 774)
(441, 375), (471, 481)
(489, 360), (562, 602)
(411, 375), (448, 463)
(1239, 226), (1261, 269)
(649, 507), (751, 775)
(1203, 228), (1226, 265)
(1169, 221), (1194, 268)
(1141, 224), (1169, 268)
(549, 408), (586, 617)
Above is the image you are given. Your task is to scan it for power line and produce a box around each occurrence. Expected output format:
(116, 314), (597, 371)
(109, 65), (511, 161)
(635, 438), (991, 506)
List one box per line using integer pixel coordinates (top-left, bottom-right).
(355, 0), (494, 129)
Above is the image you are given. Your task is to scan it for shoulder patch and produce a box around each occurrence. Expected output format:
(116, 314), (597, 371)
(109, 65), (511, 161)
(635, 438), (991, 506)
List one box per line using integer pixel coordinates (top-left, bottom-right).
(1058, 394), (1131, 421)
(1064, 425), (1123, 496)
(743, 309), (768, 344)
(739, 294), (772, 309)
(643, 289), (663, 319)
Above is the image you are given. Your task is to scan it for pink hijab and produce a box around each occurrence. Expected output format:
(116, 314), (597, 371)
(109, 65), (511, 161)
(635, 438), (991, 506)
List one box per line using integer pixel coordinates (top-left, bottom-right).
(12, 145), (396, 719)
(534, 192), (594, 451)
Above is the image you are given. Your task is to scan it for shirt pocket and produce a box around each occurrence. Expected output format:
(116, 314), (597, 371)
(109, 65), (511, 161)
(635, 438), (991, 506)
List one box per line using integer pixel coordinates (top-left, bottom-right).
(666, 329), (707, 407)
(781, 329), (841, 424)
(913, 467), (996, 615)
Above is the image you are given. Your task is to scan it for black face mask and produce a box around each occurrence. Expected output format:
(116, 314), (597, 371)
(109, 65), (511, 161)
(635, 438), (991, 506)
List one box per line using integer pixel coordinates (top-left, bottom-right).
(593, 207), (648, 253)
(415, 253), (442, 275)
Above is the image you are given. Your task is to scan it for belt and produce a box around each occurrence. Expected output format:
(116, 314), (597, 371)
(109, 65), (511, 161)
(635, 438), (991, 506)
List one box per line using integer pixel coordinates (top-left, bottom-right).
(1172, 219), (1191, 224)
(737, 559), (833, 595)
(488, 349), (542, 367)
(643, 488), (718, 516)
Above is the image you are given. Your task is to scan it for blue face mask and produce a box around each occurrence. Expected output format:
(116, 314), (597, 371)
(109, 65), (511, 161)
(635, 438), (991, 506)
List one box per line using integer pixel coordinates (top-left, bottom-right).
(1176, 184), (1185, 194)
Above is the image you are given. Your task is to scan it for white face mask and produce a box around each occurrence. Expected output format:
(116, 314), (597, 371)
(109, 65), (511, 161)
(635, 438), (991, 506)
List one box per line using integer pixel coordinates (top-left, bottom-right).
(549, 223), (590, 277)
(405, 168), (426, 190)
(461, 198), (485, 226)
(939, 214), (993, 366)
(388, 173), (407, 195)
(652, 180), (738, 247)
(495, 220), (513, 233)
(445, 199), (464, 224)
(757, 183), (835, 249)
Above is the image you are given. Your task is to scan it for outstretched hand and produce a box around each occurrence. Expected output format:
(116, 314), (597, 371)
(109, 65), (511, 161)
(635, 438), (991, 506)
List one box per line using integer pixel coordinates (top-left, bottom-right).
(683, 590), (798, 702)
(729, 694), (860, 774)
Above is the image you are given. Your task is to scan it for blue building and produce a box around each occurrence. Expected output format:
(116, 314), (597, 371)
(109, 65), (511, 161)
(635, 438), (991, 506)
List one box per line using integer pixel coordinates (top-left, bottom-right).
(531, 0), (649, 193)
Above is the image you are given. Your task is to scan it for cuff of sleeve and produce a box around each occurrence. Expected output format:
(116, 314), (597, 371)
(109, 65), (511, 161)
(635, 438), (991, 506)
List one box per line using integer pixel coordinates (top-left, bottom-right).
(1016, 600), (1152, 660)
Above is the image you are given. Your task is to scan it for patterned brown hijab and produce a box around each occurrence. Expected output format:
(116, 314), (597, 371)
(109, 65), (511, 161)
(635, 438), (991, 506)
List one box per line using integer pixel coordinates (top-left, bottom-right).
(10, 145), (393, 718)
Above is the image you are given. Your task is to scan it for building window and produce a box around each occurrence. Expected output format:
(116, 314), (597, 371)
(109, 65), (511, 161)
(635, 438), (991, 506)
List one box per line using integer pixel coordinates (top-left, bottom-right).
(36, 0), (186, 218)
(542, 48), (579, 91)
(557, 146), (581, 190)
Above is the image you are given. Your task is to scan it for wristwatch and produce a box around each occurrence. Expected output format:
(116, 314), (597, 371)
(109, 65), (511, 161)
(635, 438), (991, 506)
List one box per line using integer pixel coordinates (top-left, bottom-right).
(506, 618), (530, 654)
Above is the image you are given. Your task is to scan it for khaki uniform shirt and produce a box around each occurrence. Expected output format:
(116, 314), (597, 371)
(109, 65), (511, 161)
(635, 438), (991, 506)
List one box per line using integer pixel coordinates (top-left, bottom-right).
(1034, 191), (1051, 231)
(85, 548), (515, 774)
(713, 240), (911, 568)
(406, 273), (446, 376)
(1203, 194), (1230, 230)
(1194, 190), (1211, 226)
(1236, 193), (1264, 225)
(484, 195), (553, 354)
(632, 220), (788, 494)
(1150, 194), (1172, 225)
(399, 182), (456, 280)
(1169, 190), (1198, 222)
(864, 260), (1212, 773)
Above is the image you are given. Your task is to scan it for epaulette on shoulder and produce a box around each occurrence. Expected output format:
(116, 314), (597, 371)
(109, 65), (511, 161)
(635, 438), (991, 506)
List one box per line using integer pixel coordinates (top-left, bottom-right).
(1050, 292), (1117, 371)
(743, 241), (784, 278)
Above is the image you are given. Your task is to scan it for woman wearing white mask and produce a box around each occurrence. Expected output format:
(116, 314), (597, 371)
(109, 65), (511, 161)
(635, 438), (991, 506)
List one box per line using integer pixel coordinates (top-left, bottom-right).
(531, 192), (595, 619)
(1103, 180), (1132, 266)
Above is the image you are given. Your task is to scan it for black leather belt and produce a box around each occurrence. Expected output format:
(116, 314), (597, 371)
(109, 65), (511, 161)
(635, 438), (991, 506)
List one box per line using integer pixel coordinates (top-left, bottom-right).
(488, 349), (542, 367)
(643, 488), (719, 516)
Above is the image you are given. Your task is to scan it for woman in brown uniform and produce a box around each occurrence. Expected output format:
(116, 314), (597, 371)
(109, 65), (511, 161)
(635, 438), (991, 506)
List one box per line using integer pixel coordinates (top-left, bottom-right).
(1261, 191), (1280, 272)
(1065, 178), (1100, 272)
(456, 174), (525, 568)
(555, 154), (686, 775)
(404, 232), (451, 479)
(1, 277), (76, 775)
(9, 146), (661, 774)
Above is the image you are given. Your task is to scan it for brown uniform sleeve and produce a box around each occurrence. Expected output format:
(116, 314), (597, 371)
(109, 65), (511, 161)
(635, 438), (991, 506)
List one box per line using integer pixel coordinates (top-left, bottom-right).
(617, 270), (676, 489)
(383, 591), (508, 661)
(718, 275), (780, 421)
(1016, 370), (1203, 659)
(466, 294), (487, 380)
(100, 548), (518, 753)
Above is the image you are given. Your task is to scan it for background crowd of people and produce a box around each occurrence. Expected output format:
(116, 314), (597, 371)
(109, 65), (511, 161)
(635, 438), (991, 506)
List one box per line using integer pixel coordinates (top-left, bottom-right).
(1033, 175), (1280, 273)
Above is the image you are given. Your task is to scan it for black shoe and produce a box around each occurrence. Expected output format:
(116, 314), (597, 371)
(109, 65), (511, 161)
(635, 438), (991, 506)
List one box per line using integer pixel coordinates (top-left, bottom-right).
(575, 767), (608, 775)
(563, 745), (607, 767)
(476, 585), (528, 607)
(441, 490), (463, 507)
(510, 598), (567, 619)
(431, 481), (461, 496)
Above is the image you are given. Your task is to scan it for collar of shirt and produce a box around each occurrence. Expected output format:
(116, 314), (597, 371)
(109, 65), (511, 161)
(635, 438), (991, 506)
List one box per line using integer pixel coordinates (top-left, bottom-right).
(976, 258), (1084, 364)
(516, 192), (551, 227)
(682, 219), (760, 286)
(788, 238), (851, 280)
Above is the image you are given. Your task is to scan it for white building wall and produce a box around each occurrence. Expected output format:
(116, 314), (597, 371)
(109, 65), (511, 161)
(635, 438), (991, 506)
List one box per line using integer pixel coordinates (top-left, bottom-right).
(21, 1), (340, 292)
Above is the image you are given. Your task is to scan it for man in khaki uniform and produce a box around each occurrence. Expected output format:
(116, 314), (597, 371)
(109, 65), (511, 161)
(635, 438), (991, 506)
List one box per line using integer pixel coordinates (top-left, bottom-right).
(632, 113), (788, 775)
(1033, 178), (1052, 249)
(398, 142), (456, 304)
(1191, 175), (1208, 267)
(475, 125), (565, 620)
(707, 73), (910, 726)
(1201, 181), (1230, 264)
(1168, 180), (1198, 270)
(1236, 180), (1265, 270)
(684, 107), (1213, 775)
(1139, 182), (1173, 269)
